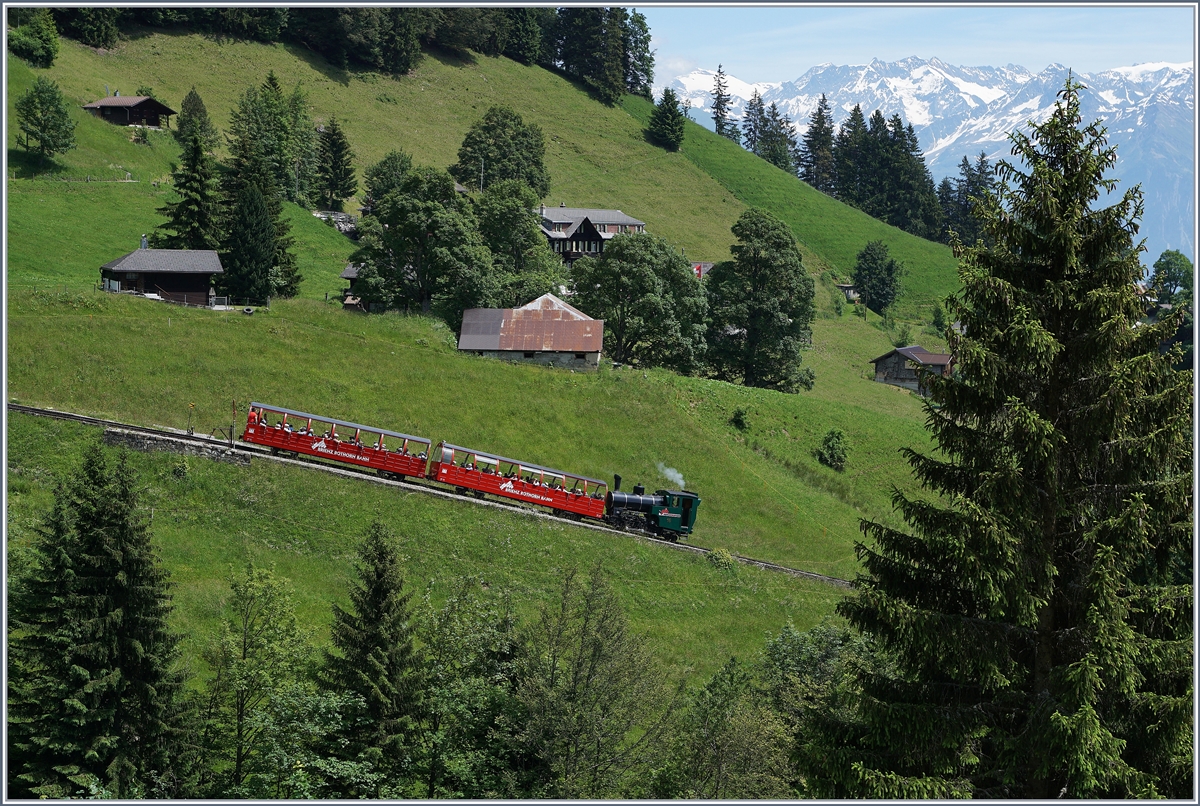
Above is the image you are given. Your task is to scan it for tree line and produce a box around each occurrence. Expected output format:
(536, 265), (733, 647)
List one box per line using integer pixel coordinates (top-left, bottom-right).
(43, 7), (653, 105)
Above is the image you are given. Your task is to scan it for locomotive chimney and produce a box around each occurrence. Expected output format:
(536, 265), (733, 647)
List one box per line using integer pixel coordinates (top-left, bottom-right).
(633, 483), (645, 496)
(613, 474), (621, 491)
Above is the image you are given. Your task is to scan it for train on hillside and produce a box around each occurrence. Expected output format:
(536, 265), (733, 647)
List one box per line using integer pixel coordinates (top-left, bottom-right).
(240, 402), (701, 540)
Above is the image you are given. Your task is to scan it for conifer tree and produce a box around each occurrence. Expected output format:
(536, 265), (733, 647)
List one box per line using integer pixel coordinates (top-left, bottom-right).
(801, 77), (1194, 799)
(592, 7), (627, 105)
(9, 444), (188, 798)
(219, 183), (275, 303)
(622, 10), (654, 99)
(14, 76), (76, 158)
(316, 117), (357, 212)
(707, 208), (816, 392)
(851, 240), (904, 315)
(832, 103), (867, 205)
(320, 521), (424, 793)
(740, 89), (766, 154)
(757, 102), (798, 174)
(710, 64), (739, 145)
(174, 87), (218, 152)
(648, 87), (686, 151)
(152, 134), (221, 250)
(800, 94), (836, 193)
(7, 7), (60, 67)
(221, 130), (301, 298)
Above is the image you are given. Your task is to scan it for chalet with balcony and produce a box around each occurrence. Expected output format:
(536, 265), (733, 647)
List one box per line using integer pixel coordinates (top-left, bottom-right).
(539, 203), (645, 265)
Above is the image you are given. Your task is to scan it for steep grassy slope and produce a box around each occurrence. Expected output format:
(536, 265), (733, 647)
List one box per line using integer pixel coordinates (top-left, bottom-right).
(622, 96), (961, 321)
(8, 290), (934, 580)
(8, 412), (842, 680)
(8, 35), (744, 262)
(7, 33), (957, 668)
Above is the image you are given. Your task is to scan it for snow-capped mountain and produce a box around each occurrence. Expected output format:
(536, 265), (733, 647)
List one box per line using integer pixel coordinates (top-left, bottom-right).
(658, 58), (1195, 263)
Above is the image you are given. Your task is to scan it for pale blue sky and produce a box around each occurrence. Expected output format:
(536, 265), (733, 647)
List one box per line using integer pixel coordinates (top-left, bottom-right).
(639, 5), (1197, 83)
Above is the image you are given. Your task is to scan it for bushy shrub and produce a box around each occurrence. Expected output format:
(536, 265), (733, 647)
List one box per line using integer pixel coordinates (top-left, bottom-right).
(816, 428), (849, 472)
(707, 547), (737, 573)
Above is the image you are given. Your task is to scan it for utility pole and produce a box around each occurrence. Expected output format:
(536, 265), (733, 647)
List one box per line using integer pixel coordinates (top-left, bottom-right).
(480, 157), (484, 193)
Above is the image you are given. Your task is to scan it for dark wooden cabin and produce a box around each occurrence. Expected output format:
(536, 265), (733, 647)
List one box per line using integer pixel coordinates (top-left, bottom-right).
(100, 246), (222, 305)
(870, 345), (953, 394)
(83, 95), (176, 128)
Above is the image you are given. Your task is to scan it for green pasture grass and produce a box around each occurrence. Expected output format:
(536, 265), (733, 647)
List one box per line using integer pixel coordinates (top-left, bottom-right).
(7, 290), (940, 579)
(621, 96), (962, 322)
(7, 412), (845, 680)
(11, 32), (745, 262)
(5, 180), (357, 296)
(7, 53), (181, 182)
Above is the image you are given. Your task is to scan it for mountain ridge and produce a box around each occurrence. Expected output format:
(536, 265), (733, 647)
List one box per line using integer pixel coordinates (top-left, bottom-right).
(660, 57), (1195, 262)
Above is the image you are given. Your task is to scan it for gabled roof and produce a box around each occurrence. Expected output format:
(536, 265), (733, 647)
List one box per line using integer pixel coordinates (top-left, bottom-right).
(341, 263), (361, 280)
(870, 345), (952, 366)
(538, 206), (645, 226)
(459, 295), (603, 353)
(83, 96), (177, 115)
(515, 293), (591, 320)
(101, 249), (223, 274)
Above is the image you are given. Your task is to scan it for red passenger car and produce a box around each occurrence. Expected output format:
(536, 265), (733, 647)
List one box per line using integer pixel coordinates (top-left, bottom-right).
(427, 442), (608, 519)
(241, 402), (431, 479)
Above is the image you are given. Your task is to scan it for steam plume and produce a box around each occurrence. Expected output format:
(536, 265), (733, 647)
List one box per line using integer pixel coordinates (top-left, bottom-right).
(657, 462), (685, 488)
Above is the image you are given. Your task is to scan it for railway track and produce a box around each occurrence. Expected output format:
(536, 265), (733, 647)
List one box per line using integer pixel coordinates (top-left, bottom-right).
(7, 403), (854, 589)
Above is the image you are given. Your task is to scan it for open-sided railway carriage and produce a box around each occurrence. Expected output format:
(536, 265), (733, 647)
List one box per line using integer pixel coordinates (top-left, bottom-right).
(239, 403), (698, 539)
(427, 442), (608, 519)
(241, 402), (431, 479)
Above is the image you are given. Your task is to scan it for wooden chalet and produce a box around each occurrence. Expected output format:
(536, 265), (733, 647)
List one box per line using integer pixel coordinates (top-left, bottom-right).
(83, 95), (176, 128)
(538, 203), (645, 265)
(870, 345), (952, 394)
(458, 293), (604, 368)
(100, 241), (222, 306)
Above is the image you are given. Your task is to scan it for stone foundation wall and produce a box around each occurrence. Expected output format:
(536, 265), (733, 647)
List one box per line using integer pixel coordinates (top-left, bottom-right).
(103, 428), (251, 465)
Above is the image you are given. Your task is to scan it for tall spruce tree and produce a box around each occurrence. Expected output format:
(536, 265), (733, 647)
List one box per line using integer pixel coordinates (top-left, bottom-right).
(647, 87), (686, 151)
(851, 240), (904, 315)
(710, 64), (739, 145)
(316, 117), (357, 211)
(320, 521), (424, 794)
(740, 89), (766, 154)
(174, 87), (219, 152)
(800, 94), (836, 193)
(706, 208), (816, 392)
(221, 129), (301, 298)
(152, 133), (221, 250)
(8, 444), (188, 798)
(757, 102), (797, 174)
(622, 10), (654, 99)
(801, 77), (1194, 799)
(219, 183), (275, 303)
(833, 103), (867, 206)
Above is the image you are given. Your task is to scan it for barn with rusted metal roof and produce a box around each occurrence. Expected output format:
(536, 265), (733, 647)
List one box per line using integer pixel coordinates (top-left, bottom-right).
(458, 293), (604, 369)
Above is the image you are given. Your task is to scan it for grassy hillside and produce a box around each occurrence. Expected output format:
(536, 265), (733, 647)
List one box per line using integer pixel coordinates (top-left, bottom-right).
(8, 289), (934, 580)
(6, 33), (961, 675)
(622, 96), (961, 322)
(8, 412), (842, 681)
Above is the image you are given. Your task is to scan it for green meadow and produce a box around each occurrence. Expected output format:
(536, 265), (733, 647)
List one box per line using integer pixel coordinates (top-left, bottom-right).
(7, 31), (961, 668)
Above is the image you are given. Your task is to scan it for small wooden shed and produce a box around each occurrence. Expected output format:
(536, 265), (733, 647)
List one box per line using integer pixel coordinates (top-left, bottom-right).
(870, 345), (952, 394)
(83, 95), (176, 128)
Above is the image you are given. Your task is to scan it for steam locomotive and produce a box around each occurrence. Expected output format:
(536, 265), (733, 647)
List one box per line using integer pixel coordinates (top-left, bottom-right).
(241, 402), (701, 540)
